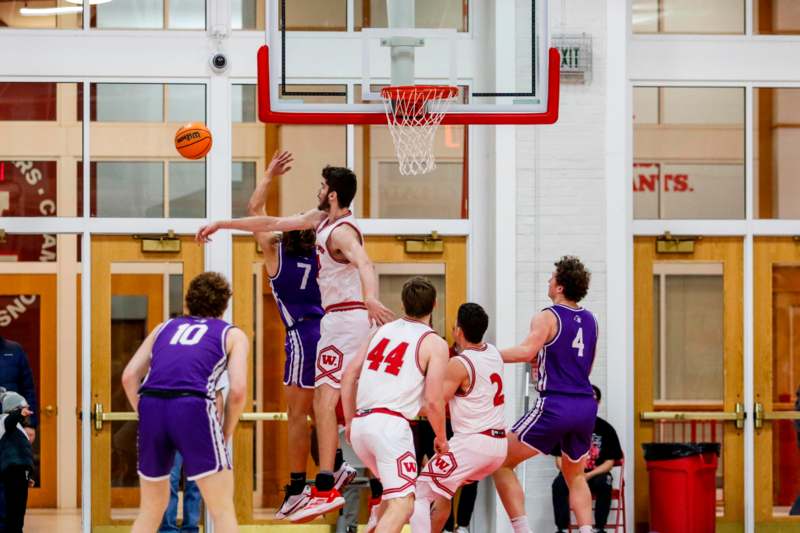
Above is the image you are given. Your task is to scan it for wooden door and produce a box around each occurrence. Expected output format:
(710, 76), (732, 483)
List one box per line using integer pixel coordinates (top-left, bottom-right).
(754, 237), (800, 530)
(0, 274), (57, 506)
(633, 237), (744, 533)
(90, 235), (203, 528)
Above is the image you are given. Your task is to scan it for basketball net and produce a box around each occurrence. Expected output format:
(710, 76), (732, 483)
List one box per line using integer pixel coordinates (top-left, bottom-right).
(381, 85), (459, 176)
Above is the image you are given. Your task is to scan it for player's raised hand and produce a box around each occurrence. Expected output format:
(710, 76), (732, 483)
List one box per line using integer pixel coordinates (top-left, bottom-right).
(196, 221), (221, 243)
(266, 150), (294, 179)
(365, 297), (395, 327)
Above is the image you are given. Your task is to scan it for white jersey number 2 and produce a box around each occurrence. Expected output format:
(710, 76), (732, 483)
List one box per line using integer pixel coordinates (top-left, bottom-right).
(572, 328), (585, 357)
(169, 324), (208, 346)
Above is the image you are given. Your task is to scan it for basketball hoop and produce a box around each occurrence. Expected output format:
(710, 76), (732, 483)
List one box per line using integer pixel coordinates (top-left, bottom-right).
(380, 85), (459, 176)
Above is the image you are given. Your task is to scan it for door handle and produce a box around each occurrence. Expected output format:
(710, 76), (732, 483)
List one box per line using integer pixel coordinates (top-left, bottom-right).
(753, 402), (800, 430)
(92, 404), (301, 431)
(93, 403), (137, 431)
(640, 403), (746, 430)
(42, 404), (57, 417)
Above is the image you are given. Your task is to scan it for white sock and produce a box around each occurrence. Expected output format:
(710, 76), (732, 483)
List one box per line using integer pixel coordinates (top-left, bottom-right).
(510, 515), (531, 533)
(578, 527), (593, 533)
(410, 496), (432, 533)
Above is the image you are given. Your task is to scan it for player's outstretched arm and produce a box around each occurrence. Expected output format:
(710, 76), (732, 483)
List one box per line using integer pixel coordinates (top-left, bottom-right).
(342, 335), (373, 443)
(332, 226), (394, 326)
(223, 327), (249, 443)
(121, 323), (163, 413)
(248, 153), (293, 270)
(442, 358), (470, 403)
(500, 310), (557, 364)
(422, 334), (451, 453)
(196, 209), (325, 243)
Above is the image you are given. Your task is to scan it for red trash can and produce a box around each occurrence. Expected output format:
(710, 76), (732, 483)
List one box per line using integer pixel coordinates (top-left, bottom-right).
(642, 443), (720, 533)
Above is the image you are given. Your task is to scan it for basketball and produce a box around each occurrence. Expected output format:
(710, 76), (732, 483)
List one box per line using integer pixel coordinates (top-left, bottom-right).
(174, 122), (212, 159)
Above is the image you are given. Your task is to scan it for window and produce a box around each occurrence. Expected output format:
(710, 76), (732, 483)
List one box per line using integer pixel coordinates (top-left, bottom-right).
(634, 87), (745, 219)
(632, 0), (745, 34)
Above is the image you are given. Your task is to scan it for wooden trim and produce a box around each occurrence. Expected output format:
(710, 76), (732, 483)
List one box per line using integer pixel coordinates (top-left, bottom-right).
(634, 237), (744, 530)
(90, 236), (203, 526)
(0, 275), (58, 507)
(757, 88), (774, 218)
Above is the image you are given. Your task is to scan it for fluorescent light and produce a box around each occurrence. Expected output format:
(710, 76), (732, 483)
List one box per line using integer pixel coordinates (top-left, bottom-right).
(19, 6), (82, 15)
(63, 0), (113, 5)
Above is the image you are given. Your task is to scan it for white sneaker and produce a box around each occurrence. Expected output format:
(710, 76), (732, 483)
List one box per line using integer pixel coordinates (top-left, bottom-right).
(275, 485), (311, 520)
(456, 527), (470, 533)
(333, 461), (357, 491)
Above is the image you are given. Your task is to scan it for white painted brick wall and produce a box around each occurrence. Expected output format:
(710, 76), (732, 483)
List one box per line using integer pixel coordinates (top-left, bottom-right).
(514, 0), (609, 531)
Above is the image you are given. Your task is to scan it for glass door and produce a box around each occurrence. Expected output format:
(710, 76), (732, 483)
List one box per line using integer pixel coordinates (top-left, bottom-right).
(754, 237), (800, 530)
(634, 237), (744, 532)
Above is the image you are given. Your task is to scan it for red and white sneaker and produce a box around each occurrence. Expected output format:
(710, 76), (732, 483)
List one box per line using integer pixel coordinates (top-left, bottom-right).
(365, 496), (381, 532)
(288, 486), (346, 523)
(333, 461), (358, 491)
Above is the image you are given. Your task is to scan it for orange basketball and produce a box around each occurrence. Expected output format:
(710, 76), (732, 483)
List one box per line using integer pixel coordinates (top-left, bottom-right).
(175, 122), (212, 160)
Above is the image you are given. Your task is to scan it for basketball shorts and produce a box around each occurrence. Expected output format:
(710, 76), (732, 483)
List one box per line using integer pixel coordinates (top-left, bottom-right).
(137, 395), (231, 481)
(350, 412), (418, 499)
(511, 393), (598, 462)
(419, 432), (507, 499)
(283, 318), (321, 389)
(315, 308), (371, 388)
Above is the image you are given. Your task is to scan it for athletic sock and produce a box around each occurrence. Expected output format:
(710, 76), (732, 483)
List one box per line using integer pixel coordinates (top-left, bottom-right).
(289, 472), (306, 495)
(334, 448), (344, 471)
(315, 471), (335, 492)
(578, 527), (592, 533)
(410, 496), (432, 533)
(369, 478), (383, 499)
(510, 515), (532, 533)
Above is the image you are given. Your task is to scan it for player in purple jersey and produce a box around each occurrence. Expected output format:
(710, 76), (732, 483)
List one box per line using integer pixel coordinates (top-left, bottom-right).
(493, 257), (598, 533)
(121, 272), (249, 533)
(246, 151), (333, 519)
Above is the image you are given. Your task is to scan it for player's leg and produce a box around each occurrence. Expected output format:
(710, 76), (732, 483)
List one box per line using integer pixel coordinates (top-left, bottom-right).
(560, 453), (592, 530)
(313, 382), (341, 487)
(493, 432), (538, 520)
(378, 494), (415, 533)
(287, 384), (314, 471)
(430, 493), (453, 533)
(131, 477), (170, 533)
(194, 470), (238, 533)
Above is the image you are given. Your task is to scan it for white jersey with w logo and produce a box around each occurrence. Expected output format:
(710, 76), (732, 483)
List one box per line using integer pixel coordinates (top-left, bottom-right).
(449, 344), (507, 435)
(356, 317), (436, 420)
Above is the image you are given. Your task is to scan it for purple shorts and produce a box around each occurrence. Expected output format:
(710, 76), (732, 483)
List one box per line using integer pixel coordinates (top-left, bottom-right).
(283, 319), (320, 389)
(137, 395), (231, 481)
(511, 394), (597, 462)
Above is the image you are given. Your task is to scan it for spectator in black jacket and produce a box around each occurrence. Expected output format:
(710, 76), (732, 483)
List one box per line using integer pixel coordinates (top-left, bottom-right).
(0, 390), (35, 533)
(0, 336), (37, 529)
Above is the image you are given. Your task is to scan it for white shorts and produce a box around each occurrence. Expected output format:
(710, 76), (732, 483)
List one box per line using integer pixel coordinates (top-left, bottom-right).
(418, 432), (508, 499)
(350, 412), (418, 500)
(315, 308), (371, 389)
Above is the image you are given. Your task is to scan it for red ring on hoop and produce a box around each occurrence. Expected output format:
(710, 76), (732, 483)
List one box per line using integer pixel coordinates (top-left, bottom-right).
(380, 85), (460, 102)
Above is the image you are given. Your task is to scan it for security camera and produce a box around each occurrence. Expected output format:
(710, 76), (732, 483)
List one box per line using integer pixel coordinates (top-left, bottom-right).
(210, 52), (229, 74)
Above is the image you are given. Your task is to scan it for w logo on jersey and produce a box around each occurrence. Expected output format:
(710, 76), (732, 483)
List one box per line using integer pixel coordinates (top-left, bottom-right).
(395, 451), (418, 483)
(421, 451), (457, 479)
(316, 345), (343, 383)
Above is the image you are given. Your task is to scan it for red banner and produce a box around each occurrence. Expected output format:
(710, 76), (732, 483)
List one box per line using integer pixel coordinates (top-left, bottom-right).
(0, 160), (58, 261)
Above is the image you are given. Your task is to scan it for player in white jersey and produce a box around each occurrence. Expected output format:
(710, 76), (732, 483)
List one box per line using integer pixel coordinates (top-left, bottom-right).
(341, 277), (450, 533)
(196, 156), (394, 520)
(410, 303), (509, 533)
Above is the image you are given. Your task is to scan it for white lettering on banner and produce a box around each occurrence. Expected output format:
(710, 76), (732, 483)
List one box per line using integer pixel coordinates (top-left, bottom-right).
(40, 234), (56, 262)
(0, 295), (39, 327)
